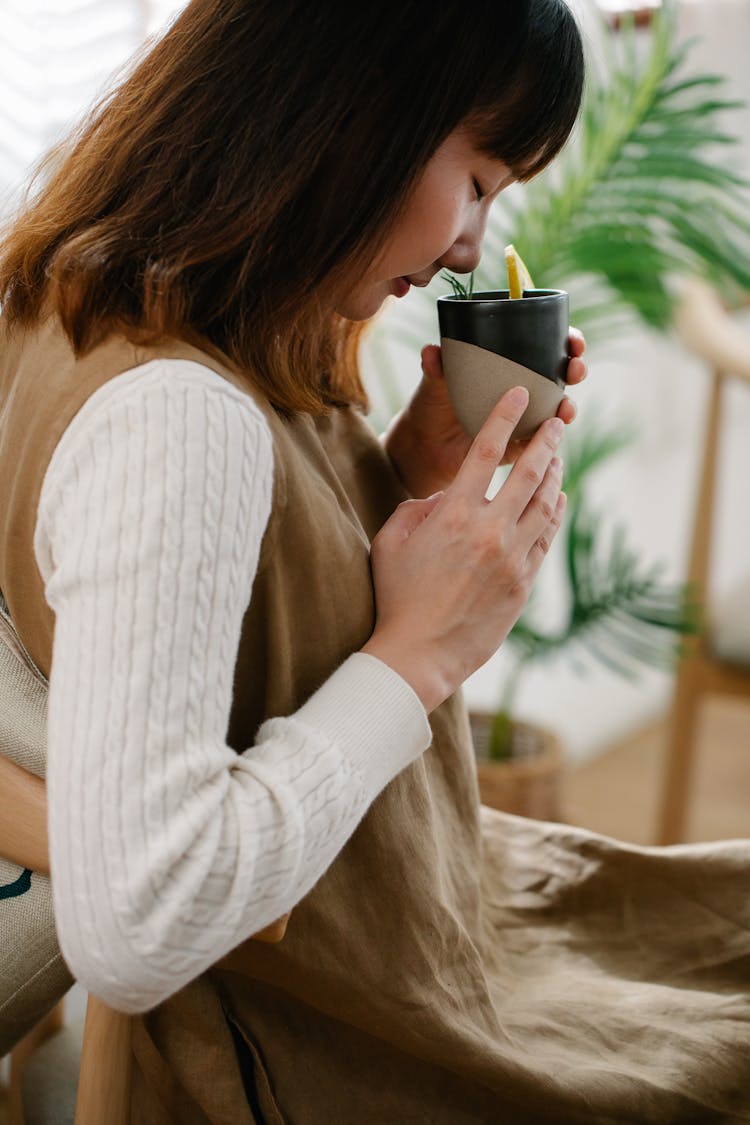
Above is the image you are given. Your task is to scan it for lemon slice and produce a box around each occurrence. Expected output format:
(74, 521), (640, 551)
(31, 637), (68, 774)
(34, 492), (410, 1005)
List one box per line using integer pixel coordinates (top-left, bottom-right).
(504, 244), (535, 299)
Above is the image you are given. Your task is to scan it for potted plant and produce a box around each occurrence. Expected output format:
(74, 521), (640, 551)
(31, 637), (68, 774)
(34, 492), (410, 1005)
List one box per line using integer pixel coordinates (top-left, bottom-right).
(364, 7), (750, 817)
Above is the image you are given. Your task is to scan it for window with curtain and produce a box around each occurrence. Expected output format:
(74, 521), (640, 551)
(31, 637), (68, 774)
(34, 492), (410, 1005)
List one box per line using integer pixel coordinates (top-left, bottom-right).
(3, 0), (744, 216)
(0, 0), (186, 212)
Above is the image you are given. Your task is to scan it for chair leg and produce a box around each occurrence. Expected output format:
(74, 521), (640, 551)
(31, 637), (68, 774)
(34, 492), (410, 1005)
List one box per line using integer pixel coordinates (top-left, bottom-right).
(8, 1000), (65, 1125)
(74, 996), (131, 1125)
(658, 654), (704, 845)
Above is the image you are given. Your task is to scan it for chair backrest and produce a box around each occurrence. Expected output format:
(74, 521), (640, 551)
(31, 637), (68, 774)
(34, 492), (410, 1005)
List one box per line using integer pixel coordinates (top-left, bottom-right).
(658, 280), (750, 844)
(0, 598), (73, 1057)
(673, 279), (750, 620)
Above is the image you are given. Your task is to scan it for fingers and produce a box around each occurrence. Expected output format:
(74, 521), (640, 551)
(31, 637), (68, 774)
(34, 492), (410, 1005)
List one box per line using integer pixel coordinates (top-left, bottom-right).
(556, 396), (577, 425)
(566, 327), (587, 386)
(375, 492), (444, 547)
(568, 327), (586, 357)
(565, 356), (587, 386)
(450, 386), (530, 501)
(420, 344), (444, 381)
(526, 491), (567, 570)
(496, 415), (564, 516)
(505, 395), (576, 452)
(418, 344), (453, 409)
(516, 456), (563, 547)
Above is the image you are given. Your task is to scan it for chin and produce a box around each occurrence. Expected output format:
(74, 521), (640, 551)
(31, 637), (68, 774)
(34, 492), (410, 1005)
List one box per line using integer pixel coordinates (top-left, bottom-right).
(335, 282), (394, 321)
(335, 299), (383, 322)
(335, 305), (371, 322)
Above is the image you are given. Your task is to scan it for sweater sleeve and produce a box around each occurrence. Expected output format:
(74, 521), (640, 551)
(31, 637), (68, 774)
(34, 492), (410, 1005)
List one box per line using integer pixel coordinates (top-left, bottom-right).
(34, 359), (432, 1014)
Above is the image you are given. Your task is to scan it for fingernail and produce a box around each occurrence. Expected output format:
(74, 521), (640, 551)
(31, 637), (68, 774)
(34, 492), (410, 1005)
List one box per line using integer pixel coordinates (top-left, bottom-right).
(508, 386), (529, 407)
(548, 418), (564, 441)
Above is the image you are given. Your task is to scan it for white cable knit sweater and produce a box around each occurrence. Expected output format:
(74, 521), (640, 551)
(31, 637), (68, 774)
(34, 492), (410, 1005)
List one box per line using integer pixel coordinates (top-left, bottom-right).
(34, 359), (431, 1014)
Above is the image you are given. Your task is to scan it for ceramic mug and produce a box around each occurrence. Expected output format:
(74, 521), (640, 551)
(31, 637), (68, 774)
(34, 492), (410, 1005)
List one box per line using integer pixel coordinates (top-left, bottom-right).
(437, 289), (569, 441)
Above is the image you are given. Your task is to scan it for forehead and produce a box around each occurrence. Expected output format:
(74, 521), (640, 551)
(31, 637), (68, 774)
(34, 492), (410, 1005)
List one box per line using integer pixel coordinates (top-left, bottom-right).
(426, 128), (513, 177)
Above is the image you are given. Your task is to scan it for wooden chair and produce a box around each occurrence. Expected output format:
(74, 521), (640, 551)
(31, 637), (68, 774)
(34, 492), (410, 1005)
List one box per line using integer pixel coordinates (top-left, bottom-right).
(658, 278), (750, 844)
(0, 749), (131, 1124)
(6, 934), (288, 1125)
(2, 751), (289, 1123)
(5, 995), (129, 1125)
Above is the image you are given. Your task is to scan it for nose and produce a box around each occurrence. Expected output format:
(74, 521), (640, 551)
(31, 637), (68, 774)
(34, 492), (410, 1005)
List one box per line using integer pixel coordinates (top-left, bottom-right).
(438, 208), (488, 277)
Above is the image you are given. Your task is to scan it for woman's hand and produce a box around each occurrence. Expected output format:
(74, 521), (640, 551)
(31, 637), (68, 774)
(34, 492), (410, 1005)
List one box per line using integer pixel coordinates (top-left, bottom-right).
(383, 329), (587, 498)
(362, 386), (566, 713)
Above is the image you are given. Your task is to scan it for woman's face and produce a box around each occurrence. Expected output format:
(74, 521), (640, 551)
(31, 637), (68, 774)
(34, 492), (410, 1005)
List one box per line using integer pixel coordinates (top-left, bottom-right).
(336, 127), (516, 321)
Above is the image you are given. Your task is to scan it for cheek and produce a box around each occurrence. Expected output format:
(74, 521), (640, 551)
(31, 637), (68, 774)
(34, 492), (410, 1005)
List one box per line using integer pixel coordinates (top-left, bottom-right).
(379, 185), (464, 276)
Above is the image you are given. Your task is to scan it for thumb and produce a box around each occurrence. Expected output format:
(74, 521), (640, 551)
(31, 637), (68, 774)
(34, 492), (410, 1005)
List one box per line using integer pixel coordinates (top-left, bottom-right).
(420, 344), (445, 383)
(389, 491), (444, 543)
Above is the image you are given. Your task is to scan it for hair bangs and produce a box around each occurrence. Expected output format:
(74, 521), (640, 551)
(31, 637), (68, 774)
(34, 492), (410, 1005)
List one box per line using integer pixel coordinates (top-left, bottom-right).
(468, 0), (585, 180)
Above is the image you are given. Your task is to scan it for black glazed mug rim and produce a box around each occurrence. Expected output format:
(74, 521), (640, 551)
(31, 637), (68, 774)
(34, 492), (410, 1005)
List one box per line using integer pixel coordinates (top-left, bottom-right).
(437, 288), (566, 304)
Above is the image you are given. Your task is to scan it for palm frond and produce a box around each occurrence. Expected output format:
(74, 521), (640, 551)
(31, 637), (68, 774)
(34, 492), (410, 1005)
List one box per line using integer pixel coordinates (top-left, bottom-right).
(558, 422), (635, 504)
(478, 7), (750, 338)
(507, 495), (700, 676)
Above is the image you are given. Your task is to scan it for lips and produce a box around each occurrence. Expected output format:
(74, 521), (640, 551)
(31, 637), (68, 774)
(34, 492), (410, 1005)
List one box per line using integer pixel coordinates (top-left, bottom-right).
(404, 273), (437, 288)
(393, 277), (410, 298)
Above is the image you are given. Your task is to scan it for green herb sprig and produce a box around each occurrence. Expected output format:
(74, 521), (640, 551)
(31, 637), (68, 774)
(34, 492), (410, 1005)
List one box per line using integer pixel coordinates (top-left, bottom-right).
(440, 271), (475, 299)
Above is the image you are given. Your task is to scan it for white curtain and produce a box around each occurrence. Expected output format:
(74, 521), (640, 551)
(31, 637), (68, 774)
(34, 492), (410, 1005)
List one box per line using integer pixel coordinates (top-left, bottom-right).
(0, 0), (186, 212)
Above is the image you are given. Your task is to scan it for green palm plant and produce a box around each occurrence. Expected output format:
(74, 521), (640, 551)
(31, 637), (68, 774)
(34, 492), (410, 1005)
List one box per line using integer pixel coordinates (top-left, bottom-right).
(365, 6), (748, 761)
(377, 6), (750, 364)
(486, 425), (699, 760)
(481, 6), (750, 338)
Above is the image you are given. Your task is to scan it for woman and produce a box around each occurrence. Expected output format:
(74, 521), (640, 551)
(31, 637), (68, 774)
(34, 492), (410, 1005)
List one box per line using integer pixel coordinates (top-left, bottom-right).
(1, 2), (748, 1122)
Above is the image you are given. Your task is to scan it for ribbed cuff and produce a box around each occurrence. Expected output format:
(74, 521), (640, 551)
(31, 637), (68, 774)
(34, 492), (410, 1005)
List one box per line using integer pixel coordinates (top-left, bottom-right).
(294, 652), (433, 795)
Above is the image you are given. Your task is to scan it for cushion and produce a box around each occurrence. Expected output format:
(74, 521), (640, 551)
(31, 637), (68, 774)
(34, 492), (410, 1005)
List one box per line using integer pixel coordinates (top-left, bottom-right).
(0, 595), (73, 1056)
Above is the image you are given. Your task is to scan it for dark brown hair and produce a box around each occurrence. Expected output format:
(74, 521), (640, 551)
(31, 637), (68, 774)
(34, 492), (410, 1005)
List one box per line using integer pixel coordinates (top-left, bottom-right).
(0, 0), (584, 414)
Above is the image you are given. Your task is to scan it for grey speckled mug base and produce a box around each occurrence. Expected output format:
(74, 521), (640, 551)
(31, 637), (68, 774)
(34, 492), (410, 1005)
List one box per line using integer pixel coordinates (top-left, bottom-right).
(440, 338), (565, 442)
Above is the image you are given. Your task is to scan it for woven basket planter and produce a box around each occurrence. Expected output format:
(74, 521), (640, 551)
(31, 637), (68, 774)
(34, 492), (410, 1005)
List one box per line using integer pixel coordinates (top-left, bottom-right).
(469, 712), (564, 822)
